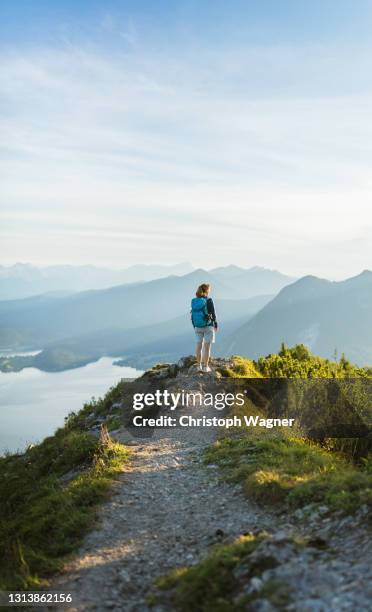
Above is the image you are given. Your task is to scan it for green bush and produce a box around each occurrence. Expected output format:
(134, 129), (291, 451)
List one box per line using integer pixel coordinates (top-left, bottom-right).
(256, 344), (370, 378)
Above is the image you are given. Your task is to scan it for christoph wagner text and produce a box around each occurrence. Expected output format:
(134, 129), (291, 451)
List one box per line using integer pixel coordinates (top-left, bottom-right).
(132, 415), (295, 429)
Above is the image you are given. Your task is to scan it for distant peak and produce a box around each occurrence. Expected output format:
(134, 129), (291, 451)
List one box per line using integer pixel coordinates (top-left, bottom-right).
(341, 269), (372, 286)
(189, 267), (209, 275)
(358, 269), (372, 277)
(13, 262), (35, 269)
(294, 274), (329, 284)
(274, 274), (331, 302)
(209, 264), (243, 272)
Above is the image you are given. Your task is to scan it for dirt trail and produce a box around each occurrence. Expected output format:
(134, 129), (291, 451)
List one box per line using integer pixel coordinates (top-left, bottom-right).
(51, 366), (372, 612)
(53, 371), (272, 610)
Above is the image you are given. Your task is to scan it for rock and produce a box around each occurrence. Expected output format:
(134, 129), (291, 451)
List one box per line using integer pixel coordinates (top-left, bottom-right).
(271, 530), (289, 543)
(317, 505), (330, 516)
(118, 569), (131, 583)
(188, 364), (201, 375)
(109, 429), (121, 437)
(357, 504), (369, 518)
(251, 600), (277, 612)
(59, 467), (82, 484)
(250, 577), (263, 592)
(177, 355), (196, 369)
(88, 428), (101, 437)
(298, 598), (329, 611)
(168, 364), (178, 376)
(150, 368), (170, 379)
(306, 536), (328, 550)
(248, 536), (302, 573)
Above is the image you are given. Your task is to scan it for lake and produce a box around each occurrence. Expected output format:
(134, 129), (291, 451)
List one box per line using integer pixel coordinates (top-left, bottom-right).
(0, 357), (143, 455)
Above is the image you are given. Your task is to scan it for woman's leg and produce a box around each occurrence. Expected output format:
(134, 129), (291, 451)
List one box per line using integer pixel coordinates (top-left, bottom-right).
(202, 341), (212, 367)
(196, 340), (203, 365)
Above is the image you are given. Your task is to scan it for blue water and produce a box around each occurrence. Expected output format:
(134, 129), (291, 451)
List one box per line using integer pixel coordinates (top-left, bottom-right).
(0, 357), (143, 455)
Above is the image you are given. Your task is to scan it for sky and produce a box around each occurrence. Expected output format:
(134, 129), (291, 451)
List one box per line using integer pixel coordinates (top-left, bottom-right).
(1, 0), (372, 279)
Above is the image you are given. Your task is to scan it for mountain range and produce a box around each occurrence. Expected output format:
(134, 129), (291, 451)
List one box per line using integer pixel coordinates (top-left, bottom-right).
(225, 270), (372, 365)
(0, 266), (294, 348)
(3, 265), (372, 372)
(0, 265), (294, 371)
(0, 262), (194, 300)
(22, 296), (269, 372)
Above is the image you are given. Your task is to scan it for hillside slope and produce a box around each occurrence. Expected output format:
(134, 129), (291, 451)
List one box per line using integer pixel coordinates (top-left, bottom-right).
(225, 270), (372, 364)
(2, 354), (371, 610)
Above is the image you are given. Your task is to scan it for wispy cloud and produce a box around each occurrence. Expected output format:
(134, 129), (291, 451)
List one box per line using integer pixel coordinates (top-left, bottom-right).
(1, 27), (372, 277)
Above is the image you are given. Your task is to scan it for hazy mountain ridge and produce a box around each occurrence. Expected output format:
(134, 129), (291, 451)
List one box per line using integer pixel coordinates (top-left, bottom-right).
(225, 270), (372, 365)
(0, 266), (293, 349)
(0, 262), (293, 371)
(0, 269), (225, 347)
(210, 265), (296, 297)
(0, 294), (272, 372)
(0, 262), (194, 300)
(2, 266), (372, 370)
(0, 262), (295, 301)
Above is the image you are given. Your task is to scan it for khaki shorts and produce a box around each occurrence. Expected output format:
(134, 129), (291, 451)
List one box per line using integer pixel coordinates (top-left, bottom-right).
(194, 325), (215, 344)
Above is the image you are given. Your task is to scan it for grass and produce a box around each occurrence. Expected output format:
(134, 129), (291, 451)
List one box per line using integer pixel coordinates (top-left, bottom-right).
(216, 356), (262, 378)
(211, 347), (372, 513)
(65, 380), (127, 428)
(150, 534), (292, 611)
(0, 384), (129, 589)
(205, 435), (372, 513)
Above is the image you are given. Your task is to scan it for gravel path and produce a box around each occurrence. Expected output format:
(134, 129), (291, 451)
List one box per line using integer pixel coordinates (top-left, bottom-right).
(53, 372), (273, 610)
(51, 367), (372, 612)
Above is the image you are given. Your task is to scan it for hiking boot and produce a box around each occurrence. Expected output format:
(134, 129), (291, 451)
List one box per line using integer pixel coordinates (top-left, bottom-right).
(203, 365), (211, 372)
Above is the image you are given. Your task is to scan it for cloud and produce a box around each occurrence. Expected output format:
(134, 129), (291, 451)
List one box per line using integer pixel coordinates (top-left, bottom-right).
(1, 35), (372, 276)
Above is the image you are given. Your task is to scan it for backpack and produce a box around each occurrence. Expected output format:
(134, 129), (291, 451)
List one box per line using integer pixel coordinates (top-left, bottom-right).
(191, 297), (210, 327)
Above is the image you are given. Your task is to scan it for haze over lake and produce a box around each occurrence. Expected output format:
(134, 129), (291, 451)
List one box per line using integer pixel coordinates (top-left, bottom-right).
(0, 356), (142, 455)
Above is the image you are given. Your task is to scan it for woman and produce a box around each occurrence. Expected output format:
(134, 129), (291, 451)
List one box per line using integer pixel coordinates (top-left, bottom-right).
(191, 283), (218, 372)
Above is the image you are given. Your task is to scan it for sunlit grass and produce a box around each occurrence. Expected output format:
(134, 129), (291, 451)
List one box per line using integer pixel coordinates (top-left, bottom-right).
(205, 435), (372, 513)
